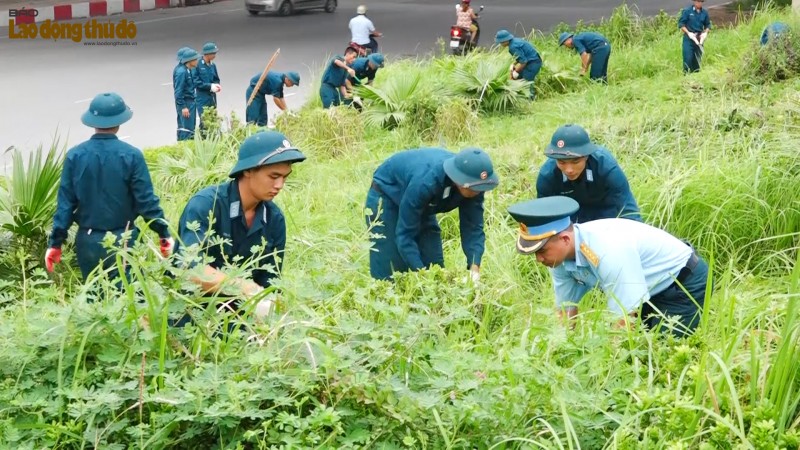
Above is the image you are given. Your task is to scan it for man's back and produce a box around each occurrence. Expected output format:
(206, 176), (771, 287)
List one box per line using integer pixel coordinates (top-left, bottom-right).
(349, 15), (374, 45)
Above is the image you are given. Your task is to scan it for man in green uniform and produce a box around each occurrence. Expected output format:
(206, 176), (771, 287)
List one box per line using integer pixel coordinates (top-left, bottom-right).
(558, 31), (611, 83)
(46, 92), (173, 281)
(174, 131), (306, 320)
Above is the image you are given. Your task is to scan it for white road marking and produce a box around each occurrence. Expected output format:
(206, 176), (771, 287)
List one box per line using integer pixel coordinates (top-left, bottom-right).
(161, 82), (173, 86)
(74, 98), (93, 103)
(134, 12), (209, 24)
(222, 7), (242, 12)
(119, 135), (131, 140)
(285, 93), (296, 97)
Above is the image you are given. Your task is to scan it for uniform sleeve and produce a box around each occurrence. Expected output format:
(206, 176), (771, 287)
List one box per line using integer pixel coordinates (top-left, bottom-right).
(193, 66), (212, 93)
(603, 165), (642, 222)
(213, 65), (220, 84)
(678, 8), (689, 28)
(177, 194), (214, 251)
(174, 69), (187, 109)
(703, 12), (711, 30)
(551, 266), (589, 308)
(48, 155), (77, 248)
(573, 37), (588, 55)
(458, 197), (485, 267)
(396, 179), (436, 270)
(536, 167), (557, 198)
(593, 244), (650, 316)
(130, 153), (170, 238)
(510, 44), (526, 63)
(253, 211), (285, 288)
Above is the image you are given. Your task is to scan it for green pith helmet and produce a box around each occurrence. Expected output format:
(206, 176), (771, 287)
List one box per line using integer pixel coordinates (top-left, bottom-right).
(81, 92), (134, 128)
(544, 124), (599, 160)
(443, 147), (500, 192)
(229, 131), (307, 178)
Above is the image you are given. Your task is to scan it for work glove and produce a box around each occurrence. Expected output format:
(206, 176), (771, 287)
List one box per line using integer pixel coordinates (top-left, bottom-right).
(511, 70), (520, 80)
(210, 83), (221, 93)
(688, 33), (700, 46)
(699, 31), (708, 45)
(44, 247), (62, 272)
(509, 63), (515, 72)
(159, 237), (175, 258)
(347, 68), (356, 77)
(254, 293), (278, 320)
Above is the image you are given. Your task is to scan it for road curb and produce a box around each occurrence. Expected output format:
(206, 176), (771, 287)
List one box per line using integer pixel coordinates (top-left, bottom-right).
(2, 0), (224, 27)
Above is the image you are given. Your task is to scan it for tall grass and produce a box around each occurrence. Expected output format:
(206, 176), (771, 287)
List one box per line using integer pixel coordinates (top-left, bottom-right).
(1, 4), (800, 449)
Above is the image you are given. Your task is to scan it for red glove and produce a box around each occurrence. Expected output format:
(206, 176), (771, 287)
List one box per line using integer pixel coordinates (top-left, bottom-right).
(160, 237), (175, 258)
(45, 247), (62, 272)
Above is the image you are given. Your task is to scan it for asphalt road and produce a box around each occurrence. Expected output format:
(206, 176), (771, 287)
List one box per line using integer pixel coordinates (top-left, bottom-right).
(0, 0), (728, 162)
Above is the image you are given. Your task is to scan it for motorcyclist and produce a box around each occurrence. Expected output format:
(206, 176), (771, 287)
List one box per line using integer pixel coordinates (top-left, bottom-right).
(455, 0), (479, 45)
(349, 5), (382, 55)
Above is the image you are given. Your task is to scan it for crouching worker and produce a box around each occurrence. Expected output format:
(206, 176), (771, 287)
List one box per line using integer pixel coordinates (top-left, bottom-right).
(366, 147), (499, 282)
(173, 131), (306, 326)
(508, 196), (711, 337)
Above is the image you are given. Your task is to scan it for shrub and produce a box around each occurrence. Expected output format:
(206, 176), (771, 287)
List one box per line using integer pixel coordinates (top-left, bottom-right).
(739, 25), (800, 83)
(0, 141), (65, 250)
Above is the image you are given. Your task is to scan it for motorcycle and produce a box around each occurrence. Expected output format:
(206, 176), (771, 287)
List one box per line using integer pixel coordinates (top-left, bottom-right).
(348, 32), (382, 57)
(450, 4), (483, 55)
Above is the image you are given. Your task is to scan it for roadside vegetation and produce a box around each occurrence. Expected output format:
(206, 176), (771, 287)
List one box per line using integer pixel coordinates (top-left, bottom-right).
(0, 4), (799, 448)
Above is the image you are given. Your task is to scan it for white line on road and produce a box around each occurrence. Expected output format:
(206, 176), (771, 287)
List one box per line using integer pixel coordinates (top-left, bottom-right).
(285, 93), (296, 97)
(119, 136), (131, 140)
(133, 12), (209, 25)
(74, 98), (93, 104)
(222, 7), (243, 12)
(161, 82), (173, 86)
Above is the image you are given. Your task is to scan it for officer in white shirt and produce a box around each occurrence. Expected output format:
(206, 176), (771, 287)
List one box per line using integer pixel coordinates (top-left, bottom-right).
(349, 5), (382, 54)
(508, 196), (711, 337)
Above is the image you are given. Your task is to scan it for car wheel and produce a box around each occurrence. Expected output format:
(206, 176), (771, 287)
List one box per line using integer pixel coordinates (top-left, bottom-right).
(324, 0), (336, 13)
(248, 9), (258, 14)
(278, 0), (292, 16)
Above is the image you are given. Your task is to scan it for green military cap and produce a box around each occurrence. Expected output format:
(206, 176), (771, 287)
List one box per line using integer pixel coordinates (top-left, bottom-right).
(180, 48), (200, 64)
(544, 124), (599, 160)
(495, 29), (514, 44)
(558, 32), (574, 46)
(285, 71), (301, 86)
(508, 196), (579, 254)
(229, 131), (306, 178)
(202, 42), (219, 54)
(81, 92), (133, 129)
(443, 147), (500, 192)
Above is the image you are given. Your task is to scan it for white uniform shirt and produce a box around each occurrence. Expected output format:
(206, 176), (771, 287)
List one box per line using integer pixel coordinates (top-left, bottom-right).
(349, 15), (375, 45)
(550, 219), (693, 316)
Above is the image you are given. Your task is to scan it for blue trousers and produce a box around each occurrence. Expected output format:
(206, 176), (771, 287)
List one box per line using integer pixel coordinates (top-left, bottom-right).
(682, 35), (702, 73)
(320, 83), (342, 109)
(245, 96), (268, 126)
(641, 256), (710, 337)
(176, 100), (196, 141)
(521, 60), (542, 99)
(196, 94), (216, 132)
(75, 227), (138, 281)
(365, 187), (444, 280)
(589, 44), (611, 83)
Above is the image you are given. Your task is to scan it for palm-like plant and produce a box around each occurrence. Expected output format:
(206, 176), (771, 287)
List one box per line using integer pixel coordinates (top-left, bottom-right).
(354, 72), (428, 129)
(445, 56), (533, 113)
(0, 141), (65, 244)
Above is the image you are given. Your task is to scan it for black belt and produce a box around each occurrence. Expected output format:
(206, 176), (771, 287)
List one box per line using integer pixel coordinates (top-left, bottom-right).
(677, 252), (700, 283)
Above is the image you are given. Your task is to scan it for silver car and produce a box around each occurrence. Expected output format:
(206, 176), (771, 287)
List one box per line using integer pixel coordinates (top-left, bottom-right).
(246, 0), (336, 16)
